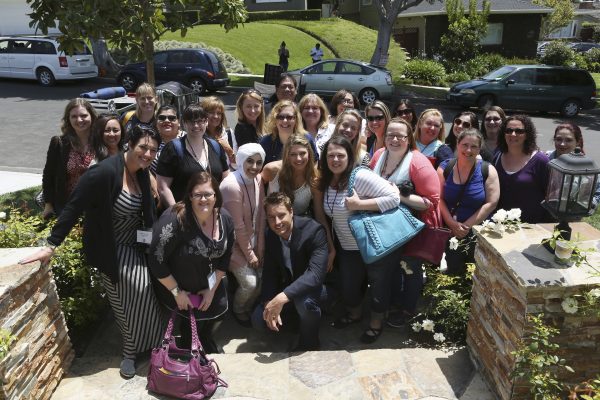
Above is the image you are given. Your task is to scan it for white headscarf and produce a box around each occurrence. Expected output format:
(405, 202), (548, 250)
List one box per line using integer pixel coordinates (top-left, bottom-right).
(235, 143), (266, 183)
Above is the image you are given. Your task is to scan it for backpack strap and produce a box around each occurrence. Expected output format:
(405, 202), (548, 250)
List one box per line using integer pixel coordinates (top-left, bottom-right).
(173, 137), (185, 159)
(205, 137), (223, 159)
(443, 158), (457, 180)
(121, 110), (135, 128)
(481, 161), (490, 183)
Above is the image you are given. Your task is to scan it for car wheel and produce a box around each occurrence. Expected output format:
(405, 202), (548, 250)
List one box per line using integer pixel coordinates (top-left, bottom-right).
(560, 99), (580, 118)
(359, 88), (378, 105)
(36, 67), (55, 87)
(477, 95), (495, 110)
(119, 74), (138, 91)
(189, 78), (207, 95)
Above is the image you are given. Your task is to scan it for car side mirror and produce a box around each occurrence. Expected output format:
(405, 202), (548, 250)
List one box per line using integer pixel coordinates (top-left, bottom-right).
(506, 79), (515, 86)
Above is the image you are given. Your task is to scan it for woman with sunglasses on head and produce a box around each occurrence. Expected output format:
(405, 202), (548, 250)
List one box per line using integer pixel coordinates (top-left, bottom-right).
(414, 108), (445, 167)
(91, 113), (125, 164)
(365, 100), (391, 157)
(393, 99), (418, 131)
(320, 135), (400, 344)
(219, 144), (266, 326)
(22, 126), (165, 379)
(150, 171), (234, 355)
(298, 93), (330, 157)
(369, 118), (442, 327)
(331, 109), (371, 167)
(150, 105), (184, 175)
(233, 89), (266, 152)
(480, 106), (506, 156)
(202, 96), (236, 168)
(156, 103), (229, 208)
(494, 115), (552, 223)
(260, 100), (319, 164)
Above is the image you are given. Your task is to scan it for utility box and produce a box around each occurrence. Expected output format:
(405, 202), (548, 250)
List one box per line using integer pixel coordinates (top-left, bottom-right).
(264, 64), (283, 85)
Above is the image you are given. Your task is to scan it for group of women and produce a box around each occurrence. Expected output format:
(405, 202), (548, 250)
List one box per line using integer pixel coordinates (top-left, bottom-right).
(22, 78), (597, 379)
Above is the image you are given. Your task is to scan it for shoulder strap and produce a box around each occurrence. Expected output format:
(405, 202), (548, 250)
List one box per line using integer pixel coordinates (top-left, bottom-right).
(173, 137), (185, 159)
(481, 161), (490, 183)
(346, 166), (369, 196)
(121, 110), (135, 127)
(443, 158), (457, 180)
(205, 137), (223, 158)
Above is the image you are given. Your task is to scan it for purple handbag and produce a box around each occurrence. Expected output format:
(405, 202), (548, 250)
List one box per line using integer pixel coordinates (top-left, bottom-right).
(147, 309), (227, 400)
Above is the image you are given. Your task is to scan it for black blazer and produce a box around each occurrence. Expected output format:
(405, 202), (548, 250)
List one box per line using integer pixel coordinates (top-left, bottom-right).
(260, 216), (328, 303)
(42, 136), (72, 215)
(48, 153), (156, 283)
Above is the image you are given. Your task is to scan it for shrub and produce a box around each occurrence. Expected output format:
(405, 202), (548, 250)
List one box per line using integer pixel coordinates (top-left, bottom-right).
(447, 71), (471, 83)
(539, 41), (586, 68)
(504, 57), (537, 65)
(246, 9), (321, 22)
(463, 53), (506, 78)
(403, 58), (447, 86)
(585, 48), (600, 73)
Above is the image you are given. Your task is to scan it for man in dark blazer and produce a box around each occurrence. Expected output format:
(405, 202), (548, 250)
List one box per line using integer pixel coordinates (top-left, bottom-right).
(251, 192), (328, 351)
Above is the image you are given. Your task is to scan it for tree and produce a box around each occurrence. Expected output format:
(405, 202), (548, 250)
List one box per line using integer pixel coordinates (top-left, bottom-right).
(26, 0), (247, 83)
(533, 0), (574, 38)
(370, 0), (435, 66)
(439, 0), (490, 68)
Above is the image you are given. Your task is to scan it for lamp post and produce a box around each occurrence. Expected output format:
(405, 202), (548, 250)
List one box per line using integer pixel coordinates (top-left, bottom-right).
(542, 148), (600, 246)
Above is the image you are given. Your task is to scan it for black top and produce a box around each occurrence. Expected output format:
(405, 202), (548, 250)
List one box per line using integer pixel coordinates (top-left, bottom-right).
(149, 207), (234, 320)
(259, 133), (320, 165)
(42, 135), (71, 215)
(233, 122), (260, 148)
(47, 153), (156, 283)
(155, 136), (228, 202)
(260, 216), (328, 303)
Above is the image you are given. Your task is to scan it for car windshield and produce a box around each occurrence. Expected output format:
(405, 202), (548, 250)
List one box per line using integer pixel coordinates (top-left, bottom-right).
(482, 66), (516, 81)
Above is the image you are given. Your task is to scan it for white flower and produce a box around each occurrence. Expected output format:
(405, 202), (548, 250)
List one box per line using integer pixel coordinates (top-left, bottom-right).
(561, 297), (579, 314)
(433, 332), (446, 343)
(412, 322), (422, 332)
(449, 237), (459, 251)
(589, 288), (600, 298)
(400, 260), (413, 275)
(0, 212), (6, 220)
(493, 222), (506, 235)
(507, 208), (522, 221)
(492, 209), (508, 223)
(422, 319), (435, 332)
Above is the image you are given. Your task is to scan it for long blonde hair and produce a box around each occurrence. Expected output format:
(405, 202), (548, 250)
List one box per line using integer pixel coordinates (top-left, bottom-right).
(134, 83), (157, 116)
(279, 135), (318, 203)
(266, 100), (306, 140)
(332, 109), (364, 165)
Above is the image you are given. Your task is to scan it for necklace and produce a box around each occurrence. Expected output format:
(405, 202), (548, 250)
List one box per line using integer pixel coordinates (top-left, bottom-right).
(381, 150), (407, 179)
(186, 136), (208, 169)
(193, 209), (215, 238)
(124, 160), (140, 194)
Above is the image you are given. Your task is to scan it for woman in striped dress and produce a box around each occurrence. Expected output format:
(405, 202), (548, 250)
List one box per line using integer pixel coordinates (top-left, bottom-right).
(20, 125), (165, 379)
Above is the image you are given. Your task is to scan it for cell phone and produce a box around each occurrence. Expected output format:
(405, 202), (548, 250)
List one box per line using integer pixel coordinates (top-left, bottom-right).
(188, 294), (203, 309)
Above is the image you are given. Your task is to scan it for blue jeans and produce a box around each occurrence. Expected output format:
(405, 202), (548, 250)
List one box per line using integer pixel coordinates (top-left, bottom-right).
(392, 255), (424, 314)
(251, 287), (323, 350)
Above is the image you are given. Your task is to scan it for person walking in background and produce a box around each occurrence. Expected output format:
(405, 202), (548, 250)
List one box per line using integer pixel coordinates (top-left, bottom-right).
(310, 43), (323, 63)
(278, 41), (290, 72)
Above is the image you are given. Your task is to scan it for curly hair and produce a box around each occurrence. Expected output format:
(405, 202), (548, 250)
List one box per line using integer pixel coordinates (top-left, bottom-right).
(497, 115), (538, 154)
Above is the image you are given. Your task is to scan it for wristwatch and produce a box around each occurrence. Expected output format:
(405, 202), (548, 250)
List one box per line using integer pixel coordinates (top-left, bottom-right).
(170, 286), (180, 298)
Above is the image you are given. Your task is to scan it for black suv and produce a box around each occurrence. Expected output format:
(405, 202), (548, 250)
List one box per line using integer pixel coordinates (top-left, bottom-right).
(117, 48), (229, 94)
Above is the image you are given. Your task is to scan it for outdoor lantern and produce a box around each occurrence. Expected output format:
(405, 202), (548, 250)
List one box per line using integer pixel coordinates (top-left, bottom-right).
(542, 148), (600, 241)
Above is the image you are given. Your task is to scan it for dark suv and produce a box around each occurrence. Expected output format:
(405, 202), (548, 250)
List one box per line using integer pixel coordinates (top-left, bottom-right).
(447, 65), (597, 117)
(117, 48), (229, 94)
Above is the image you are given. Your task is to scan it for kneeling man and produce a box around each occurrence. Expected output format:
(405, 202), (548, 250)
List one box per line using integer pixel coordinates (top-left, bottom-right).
(252, 192), (328, 351)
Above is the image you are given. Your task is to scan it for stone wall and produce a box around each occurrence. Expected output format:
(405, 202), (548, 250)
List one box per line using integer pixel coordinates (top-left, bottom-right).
(467, 224), (600, 400)
(0, 248), (74, 400)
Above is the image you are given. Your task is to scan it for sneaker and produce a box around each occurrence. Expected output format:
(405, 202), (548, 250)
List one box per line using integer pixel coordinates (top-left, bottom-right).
(119, 357), (136, 379)
(387, 311), (411, 328)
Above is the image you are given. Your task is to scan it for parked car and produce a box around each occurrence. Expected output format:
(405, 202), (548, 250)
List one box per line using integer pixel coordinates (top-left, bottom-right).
(116, 48), (229, 94)
(446, 65), (597, 117)
(0, 35), (97, 86)
(287, 59), (393, 105)
(568, 42), (600, 54)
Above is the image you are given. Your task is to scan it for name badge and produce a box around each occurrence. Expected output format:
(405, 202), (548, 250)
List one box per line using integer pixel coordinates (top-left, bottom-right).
(207, 271), (217, 290)
(136, 228), (153, 244)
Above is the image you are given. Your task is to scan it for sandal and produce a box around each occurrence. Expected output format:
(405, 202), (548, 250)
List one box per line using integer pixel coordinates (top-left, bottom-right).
(331, 313), (361, 329)
(360, 327), (383, 344)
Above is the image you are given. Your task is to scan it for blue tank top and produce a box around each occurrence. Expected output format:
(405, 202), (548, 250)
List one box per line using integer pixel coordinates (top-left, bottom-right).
(441, 159), (486, 223)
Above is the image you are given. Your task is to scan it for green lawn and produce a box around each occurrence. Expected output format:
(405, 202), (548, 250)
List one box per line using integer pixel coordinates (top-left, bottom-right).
(592, 72), (600, 89)
(161, 19), (406, 79)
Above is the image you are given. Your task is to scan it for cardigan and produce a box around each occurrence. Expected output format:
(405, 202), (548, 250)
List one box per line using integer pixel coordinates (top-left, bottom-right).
(47, 153), (156, 283)
(42, 136), (72, 215)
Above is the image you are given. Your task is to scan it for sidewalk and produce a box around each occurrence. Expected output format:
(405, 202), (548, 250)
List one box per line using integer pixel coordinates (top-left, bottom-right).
(0, 170), (42, 196)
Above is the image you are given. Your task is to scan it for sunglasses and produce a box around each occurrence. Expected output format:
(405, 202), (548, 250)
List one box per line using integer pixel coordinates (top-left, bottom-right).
(505, 128), (526, 135)
(276, 114), (296, 121)
(157, 115), (177, 122)
(366, 115), (385, 122)
(396, 108), (413, 116)
(454, 119), (471, 129)
(244, 88), (262, 96)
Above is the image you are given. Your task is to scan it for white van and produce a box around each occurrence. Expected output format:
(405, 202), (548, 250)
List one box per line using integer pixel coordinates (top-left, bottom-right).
(0, 36), (98, 86)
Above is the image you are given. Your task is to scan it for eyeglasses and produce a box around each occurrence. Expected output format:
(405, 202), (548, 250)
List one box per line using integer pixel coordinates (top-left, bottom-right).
(276, 114), (296, 121)
(342, 99), (354, 105)
(191, 192), (215, 200)
(454, 119), (471, 129)
(504, 128), (526, 135)
(366, 115), (385, 122)
(396, 109), (413, 116)
(157, 115), (177, 122)
(189, 118), (208, 125)
(386, 134), (409, 141)
(485, 116), (502, 123)
(244, 89), (262, 96)
(553, 137), (575, 144)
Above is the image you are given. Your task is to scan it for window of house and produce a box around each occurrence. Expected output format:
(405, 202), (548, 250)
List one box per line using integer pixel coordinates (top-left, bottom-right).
(361, 0), (373, 5)
(547, 21), (577, 39)
(481, 23), (503, 45)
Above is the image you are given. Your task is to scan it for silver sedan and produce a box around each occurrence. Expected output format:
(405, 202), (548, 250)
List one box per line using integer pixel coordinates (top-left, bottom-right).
(288, 59), (393, 105)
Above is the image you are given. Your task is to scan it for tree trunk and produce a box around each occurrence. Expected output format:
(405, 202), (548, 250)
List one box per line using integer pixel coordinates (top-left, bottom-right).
(143, 33), (155, 86)
(90, 38), (122, 78)
(370, 19), (394, 66)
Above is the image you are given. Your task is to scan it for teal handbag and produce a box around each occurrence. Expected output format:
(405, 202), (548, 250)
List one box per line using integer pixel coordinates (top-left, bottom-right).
(347, 167), (424, 264)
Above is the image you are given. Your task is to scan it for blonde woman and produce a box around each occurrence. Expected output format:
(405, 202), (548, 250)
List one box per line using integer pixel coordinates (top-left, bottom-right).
(260, 100), (319, 164)
(298, 93), (330, 157)
(202, 96), (236, 168)
(122, 83), (157, 138)
(414, 108), (446, 166)
(330, 109), (370, 167)
(364, 100), (391, 157)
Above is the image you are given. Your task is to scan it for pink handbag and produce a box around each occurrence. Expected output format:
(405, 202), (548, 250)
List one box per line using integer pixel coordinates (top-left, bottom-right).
(147, 310), (227, 400)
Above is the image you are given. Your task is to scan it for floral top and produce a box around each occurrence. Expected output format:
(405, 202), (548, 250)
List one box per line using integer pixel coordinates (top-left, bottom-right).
(65, 147), (95, 196)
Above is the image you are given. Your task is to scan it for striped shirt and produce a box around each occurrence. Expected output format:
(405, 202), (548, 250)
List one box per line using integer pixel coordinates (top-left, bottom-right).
(323, 168), (399, 251)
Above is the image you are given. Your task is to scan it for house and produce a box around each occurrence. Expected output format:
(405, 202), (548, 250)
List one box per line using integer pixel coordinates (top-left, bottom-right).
(338, 0), (552, 59)
(547, 1), (600, 41)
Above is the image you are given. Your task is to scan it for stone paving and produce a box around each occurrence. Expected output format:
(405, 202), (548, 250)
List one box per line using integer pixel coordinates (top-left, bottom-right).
(51, 308), (496, 400)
